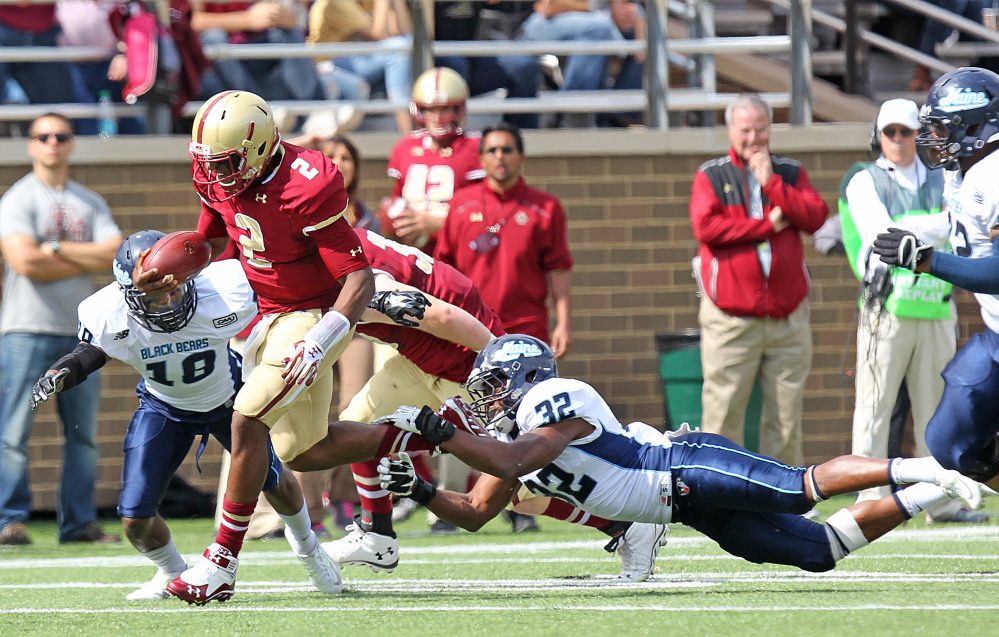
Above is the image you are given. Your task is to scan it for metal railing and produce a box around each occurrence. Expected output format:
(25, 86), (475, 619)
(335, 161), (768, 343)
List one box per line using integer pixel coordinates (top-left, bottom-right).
(0, 0), (812, 131)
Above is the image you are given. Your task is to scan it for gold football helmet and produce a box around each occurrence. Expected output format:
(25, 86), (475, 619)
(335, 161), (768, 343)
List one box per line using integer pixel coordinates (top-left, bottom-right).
(410, 67), (469, 143)
(189, 90), (280, 202)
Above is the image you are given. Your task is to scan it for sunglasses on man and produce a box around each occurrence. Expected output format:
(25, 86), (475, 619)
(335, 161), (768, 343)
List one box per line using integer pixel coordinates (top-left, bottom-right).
(31, 133), (73, 144)
(881, 127), (915, 139)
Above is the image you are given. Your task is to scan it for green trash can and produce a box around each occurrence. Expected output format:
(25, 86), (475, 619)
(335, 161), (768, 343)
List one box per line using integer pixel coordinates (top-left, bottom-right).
(655, 329), (762, 452)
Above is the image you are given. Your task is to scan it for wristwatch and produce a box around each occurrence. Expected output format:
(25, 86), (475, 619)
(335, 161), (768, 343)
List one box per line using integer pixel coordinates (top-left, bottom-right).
(47, 240), (60, 254)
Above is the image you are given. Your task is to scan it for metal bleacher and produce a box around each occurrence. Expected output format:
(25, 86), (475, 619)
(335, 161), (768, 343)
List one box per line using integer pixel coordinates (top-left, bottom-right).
(0, 0), (828, 133)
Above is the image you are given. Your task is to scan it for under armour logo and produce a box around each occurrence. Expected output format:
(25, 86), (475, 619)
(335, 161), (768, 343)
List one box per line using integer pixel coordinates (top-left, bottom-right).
(350, 247), (363, 256)
(376, 547), (396, 561)
(187, 585), (201, 598)
(723, 184), (733, 193)
(256, 193), (267, 203)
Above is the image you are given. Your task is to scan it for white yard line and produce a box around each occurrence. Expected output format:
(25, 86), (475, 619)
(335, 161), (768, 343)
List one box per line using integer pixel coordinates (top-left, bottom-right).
(6, 604), (999, 614)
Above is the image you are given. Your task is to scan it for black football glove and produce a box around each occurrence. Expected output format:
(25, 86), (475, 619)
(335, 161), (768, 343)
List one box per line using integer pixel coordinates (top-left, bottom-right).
(30, 368), (70, 410)
(872, 228), (933, 271)
(368, 290), (431, 328)
(377, 452), (438, 505)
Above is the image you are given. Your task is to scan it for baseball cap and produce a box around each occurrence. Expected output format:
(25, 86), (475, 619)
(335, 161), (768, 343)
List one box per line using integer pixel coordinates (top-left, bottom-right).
(877, 98), (920, 132)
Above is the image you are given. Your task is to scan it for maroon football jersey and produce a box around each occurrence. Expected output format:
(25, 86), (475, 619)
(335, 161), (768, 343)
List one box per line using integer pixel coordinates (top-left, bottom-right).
(385, 130), (485, 254)
(354, 229), (504, 383)
(196, 142), (369, 313)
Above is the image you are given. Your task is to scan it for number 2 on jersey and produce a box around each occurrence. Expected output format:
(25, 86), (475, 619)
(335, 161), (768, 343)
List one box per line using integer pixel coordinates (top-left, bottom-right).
(234, 213), (272, 268)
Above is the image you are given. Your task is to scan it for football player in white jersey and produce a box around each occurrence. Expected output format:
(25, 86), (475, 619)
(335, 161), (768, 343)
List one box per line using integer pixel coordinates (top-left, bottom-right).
(29, 230), (342, 602)
(873, 67), (999, 490)
(378, 335), (990, 574)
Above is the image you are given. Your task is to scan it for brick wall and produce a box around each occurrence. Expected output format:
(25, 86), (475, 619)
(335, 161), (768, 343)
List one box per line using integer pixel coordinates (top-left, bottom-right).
(0, 127), (980, 511)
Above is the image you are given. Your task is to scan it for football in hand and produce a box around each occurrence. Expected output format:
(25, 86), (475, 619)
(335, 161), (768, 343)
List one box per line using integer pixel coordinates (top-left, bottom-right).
(143, 231), (212, 283)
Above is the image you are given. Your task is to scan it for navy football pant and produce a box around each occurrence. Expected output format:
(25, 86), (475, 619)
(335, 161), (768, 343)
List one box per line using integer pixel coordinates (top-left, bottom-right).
(118, 392), (282, 520)
(670, 432), (836, 572)
(925, 329), (999, 480)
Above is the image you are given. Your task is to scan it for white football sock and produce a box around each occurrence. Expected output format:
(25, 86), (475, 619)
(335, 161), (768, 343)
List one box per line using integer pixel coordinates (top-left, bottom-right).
(894, 483), (949, 518)
(143, 539), (187, 575)
(889, 457), (946, 486)
(278, 498), (318, 556)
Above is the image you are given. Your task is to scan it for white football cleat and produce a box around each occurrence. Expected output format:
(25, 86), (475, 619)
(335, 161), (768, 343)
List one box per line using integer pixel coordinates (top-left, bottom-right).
(166, 543), (237, 605)
(126, 568), (183, 601)
(937, 470), (985, 509)
(286, 526), (342, 594)
(613, 522), (668, 582)
(322, 522), (399, 573)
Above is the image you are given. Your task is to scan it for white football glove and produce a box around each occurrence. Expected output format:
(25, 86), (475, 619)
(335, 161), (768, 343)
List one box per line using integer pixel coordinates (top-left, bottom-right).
(372, 405), (422, 433)
(29, 368), (70, 410)
(281, 338), (324, 386)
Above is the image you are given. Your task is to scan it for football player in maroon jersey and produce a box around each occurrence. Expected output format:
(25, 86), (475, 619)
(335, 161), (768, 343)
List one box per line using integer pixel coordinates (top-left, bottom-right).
(381, 67), (484, 253)
(139, 90), (376, 604)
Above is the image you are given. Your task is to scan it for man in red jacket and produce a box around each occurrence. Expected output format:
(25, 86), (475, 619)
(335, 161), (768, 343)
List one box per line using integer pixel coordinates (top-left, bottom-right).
(689, 93), (828, 467)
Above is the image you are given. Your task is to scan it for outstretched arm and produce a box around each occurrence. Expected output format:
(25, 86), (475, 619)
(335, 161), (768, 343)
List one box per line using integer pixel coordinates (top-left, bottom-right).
(380, 453), (520, 531)
(361, 275), (495, 351)
(30, 342), (109, 409)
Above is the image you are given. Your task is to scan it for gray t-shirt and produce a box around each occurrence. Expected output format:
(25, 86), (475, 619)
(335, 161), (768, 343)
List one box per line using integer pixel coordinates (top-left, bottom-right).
(0, 173), (121, 336)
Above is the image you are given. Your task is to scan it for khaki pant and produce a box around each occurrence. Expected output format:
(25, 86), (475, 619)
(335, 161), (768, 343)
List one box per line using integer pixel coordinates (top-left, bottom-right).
(852, 305), (957, 502)
(698, 295), (811, 467)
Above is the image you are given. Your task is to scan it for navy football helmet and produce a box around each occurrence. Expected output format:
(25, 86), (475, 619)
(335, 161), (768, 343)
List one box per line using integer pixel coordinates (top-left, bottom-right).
(465, 334), (558, 435)
(917, 66), (999, 170)
(113, 230), (197, 333)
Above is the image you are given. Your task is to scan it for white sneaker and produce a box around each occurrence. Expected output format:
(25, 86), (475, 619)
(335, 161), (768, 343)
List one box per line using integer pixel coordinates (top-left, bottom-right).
(165, 542), (237, 605)
(322, 523), (399, 573)
(126, 568), (182, 601)
(392, 497), (420, 524)
(286, 526), (342, 594)
(613, 523), (668, 582)
(936, 470), (985, 509)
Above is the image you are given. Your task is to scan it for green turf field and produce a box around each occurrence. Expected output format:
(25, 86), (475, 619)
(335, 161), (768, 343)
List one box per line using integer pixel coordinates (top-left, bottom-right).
(3, 495), (999, 637)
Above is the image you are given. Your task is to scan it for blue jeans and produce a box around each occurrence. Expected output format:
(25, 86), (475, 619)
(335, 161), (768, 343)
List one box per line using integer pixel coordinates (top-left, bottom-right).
(67, 60), (145, 136)
(919, 0), (991, 56)
(0, 333), (101, 540)
(518, 11), (622, 91)
(0, 22), (77, 104)
(334, 35), (412, 104)
(197, 28), (326, 101)
(436, 54), (540, 129)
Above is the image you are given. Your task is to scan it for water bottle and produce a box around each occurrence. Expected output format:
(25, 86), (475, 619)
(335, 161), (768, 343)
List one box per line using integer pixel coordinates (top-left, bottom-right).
(97, 90), (118, 140)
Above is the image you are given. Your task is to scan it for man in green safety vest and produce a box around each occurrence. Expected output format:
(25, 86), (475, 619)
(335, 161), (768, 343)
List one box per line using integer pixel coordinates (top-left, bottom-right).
(839, 98), (984, 524)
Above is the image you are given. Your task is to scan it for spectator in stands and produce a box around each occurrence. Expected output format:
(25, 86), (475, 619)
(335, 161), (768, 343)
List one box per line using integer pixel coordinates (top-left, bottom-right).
(910, 0), (991, 90)
(190, 1), (333, 133)
(56, 0), (143, 135)
(0, 113), (123, 546)
(0, 3), (78, 107)
(307, 0), (412, 134)
(435, 122), (575, 532)
(516, 0), (625, 127)
(433, 0), (541, 130)
(689, 93), (828, 467)
(598, 0), (645, 127)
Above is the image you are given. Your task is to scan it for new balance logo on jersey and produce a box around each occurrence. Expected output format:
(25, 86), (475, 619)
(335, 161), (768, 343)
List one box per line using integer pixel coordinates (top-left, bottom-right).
(112, 329), (129, 340)
(493, 340), (544, 362)
(213, 313), (238, 328)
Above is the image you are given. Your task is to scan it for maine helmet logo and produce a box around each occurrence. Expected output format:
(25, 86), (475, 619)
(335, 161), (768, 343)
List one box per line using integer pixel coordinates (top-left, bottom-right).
(493, 339), (544, 362)
(937, 87), (991, 113)
(112, 258), (132, 287)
